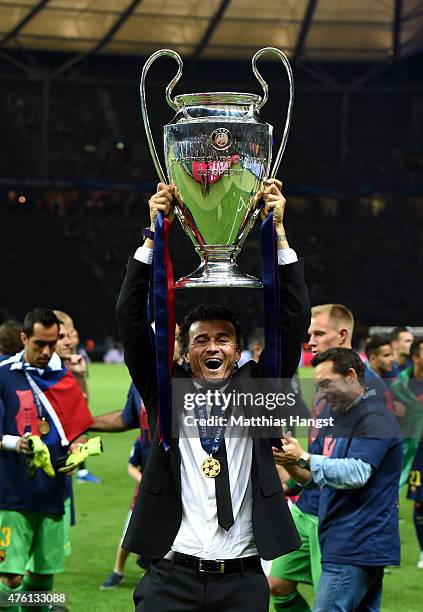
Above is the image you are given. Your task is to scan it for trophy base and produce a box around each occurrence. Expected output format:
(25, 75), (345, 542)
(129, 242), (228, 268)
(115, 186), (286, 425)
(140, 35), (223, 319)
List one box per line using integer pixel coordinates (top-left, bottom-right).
(175, 258), (263, 289)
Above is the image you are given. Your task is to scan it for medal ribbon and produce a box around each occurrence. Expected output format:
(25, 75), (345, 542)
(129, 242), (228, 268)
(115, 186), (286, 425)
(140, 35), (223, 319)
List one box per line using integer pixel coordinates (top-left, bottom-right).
(193, 395), (228, 455)
(153, 212), (176, 451)
(261, 211), (281, 379)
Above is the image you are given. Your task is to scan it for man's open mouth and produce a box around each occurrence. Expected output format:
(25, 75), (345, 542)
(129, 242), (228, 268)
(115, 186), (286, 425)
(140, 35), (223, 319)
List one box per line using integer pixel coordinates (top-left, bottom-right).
(204, 358), (223, 371)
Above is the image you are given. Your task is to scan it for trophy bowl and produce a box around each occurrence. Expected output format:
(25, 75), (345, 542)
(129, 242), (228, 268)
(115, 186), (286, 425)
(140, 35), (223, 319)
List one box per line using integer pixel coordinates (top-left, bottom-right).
(140, 48), (294, 288)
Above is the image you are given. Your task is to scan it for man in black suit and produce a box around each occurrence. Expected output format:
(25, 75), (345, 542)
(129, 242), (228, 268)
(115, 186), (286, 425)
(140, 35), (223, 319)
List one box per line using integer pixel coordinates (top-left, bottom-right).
(116, 178), (310, 612)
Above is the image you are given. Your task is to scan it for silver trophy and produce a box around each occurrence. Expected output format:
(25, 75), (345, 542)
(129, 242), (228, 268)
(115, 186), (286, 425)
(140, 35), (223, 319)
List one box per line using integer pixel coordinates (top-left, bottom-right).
(140, 47), (294, 288)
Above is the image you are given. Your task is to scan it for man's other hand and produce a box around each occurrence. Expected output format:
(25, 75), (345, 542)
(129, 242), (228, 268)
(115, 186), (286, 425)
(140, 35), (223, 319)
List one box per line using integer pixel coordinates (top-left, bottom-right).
(280, 433), (305, 464)
(148, 183), (176, 229)
(256, 178), (286, 227)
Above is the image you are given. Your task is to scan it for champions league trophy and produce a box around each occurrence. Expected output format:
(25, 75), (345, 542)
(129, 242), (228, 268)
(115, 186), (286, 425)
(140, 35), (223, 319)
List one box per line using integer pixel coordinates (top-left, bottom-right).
(140, 47), (294, 288)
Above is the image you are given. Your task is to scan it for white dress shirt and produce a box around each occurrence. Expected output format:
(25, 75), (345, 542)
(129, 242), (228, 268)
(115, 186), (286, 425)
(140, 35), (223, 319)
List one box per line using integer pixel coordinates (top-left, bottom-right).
(133, 242), (298, 559)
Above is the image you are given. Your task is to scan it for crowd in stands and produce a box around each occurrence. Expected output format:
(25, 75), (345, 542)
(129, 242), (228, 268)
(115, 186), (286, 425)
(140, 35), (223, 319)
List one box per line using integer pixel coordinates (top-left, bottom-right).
(1, 187), (422, 344)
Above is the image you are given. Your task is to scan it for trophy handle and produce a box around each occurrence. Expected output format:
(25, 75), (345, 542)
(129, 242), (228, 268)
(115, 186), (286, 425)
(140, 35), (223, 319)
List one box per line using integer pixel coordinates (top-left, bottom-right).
(140, 49), (183, 183)
(251, 47), (294, 177)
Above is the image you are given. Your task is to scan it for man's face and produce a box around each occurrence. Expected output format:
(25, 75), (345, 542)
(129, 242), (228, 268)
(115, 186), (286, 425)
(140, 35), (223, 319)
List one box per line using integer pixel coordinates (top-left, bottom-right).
(21, 323), (59, 368)
(370, 344), (394, 375)
(308, 313), (346, 356)
(186, 319), (240, 381)
(68, 328), (79, 353)
(395, 331), (414, 357)
(314, 360), (361, 412)
(250, 340), (264, 362)
(56, 324), (73, 359)
(412, 344), (423, 376)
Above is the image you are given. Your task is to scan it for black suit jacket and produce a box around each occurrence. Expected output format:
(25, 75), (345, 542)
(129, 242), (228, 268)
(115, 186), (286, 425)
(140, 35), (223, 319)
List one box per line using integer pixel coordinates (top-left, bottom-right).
(117, 256), (310, 560)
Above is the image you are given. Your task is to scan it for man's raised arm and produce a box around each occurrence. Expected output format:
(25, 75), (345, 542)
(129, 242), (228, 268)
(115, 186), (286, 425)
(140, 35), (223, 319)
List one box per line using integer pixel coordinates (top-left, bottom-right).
(257, 179), (310, 380)
(116, 183), (175, 412)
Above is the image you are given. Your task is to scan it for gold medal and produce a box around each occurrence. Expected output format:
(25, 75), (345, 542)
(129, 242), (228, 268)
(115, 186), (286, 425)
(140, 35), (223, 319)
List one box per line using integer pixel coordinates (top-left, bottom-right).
(201, 457), (221, 478)
(38, 418), (50, 435)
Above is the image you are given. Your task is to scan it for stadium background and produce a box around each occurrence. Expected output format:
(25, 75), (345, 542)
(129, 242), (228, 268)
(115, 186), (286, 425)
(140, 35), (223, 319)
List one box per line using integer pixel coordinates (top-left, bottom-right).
(1, 1), (423, 610)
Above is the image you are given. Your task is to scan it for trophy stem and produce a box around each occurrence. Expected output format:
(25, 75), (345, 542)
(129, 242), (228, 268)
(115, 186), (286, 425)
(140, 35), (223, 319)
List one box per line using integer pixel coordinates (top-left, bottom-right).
(175, 246), (263, 289)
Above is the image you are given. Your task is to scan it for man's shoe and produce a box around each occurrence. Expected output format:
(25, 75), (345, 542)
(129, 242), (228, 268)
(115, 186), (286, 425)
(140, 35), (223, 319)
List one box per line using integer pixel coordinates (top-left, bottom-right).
(417, 553), (423, 569)
(100, 572), (124, 590)
(76, 469), (102, 484)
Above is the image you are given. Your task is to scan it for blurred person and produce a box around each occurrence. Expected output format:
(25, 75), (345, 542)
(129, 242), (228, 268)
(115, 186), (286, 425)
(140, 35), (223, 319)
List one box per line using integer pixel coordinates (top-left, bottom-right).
(53, 310), (99, 484)
(391, 338), (423, 567)
(238, 329), (264, 366)
(249, 329), (265, 362)
(364, 336), (396, 409)
(100, 433), (151, 590)
(0, 309), (93, 611)
(269, 304), (354, 612)
(0, 320), (23, 361)
(53, 312), (89, 400)
(116, 180), (310, 612)
(281, 348), (402, 612)
(391, 338), (423, 487)
(103, 343), (125, 364)
(407, 436), (423, 569)
(365, 335), (394, 378)
(54, 321), (82, 563)
(390, 326), (414, 377)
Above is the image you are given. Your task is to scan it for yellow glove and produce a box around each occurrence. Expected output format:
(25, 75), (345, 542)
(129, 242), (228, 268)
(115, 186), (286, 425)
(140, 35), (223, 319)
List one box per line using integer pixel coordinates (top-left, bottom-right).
(27, 435), (55, 478)
(58, 436), (103, 474)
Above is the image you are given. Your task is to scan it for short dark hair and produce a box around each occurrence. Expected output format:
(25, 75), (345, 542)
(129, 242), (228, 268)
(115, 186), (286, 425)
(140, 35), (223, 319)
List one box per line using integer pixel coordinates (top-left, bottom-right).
(23, 308), (60, 337)
(365, 335), (392, 360)
(311, 347), (365, 383)
(178, 304), (244, 356)
(0, 320), (24, 355)
(410, 338), (423, 360)
(390, 326), (411, 342)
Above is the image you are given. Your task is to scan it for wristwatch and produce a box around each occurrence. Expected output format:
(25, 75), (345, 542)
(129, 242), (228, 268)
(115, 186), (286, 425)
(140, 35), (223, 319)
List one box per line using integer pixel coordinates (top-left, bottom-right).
(297, 452), (310, 469)
(141, 227), (155, 241)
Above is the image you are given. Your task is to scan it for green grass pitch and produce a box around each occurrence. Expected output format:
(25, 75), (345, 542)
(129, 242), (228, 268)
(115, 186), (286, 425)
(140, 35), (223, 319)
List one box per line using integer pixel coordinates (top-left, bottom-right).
(54, 364), (423, 611)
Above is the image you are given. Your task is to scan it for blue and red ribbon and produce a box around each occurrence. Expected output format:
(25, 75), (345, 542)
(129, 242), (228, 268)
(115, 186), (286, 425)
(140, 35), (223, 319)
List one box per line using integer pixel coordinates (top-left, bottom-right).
(153, 212), (176, 450)
(261, 212), (281, 379)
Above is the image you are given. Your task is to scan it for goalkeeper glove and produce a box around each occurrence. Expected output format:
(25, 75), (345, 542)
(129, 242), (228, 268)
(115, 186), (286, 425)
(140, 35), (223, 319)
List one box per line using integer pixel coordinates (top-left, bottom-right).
(26, 435), (55, 478)
(57, 436), (103, 474)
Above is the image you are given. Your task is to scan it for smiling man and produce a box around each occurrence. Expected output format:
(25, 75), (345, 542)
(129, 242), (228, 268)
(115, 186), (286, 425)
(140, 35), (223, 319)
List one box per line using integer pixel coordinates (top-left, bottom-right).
(116, 179), (310, 612)
(280, 348), (402, 612)
(269, 303), (355, 612)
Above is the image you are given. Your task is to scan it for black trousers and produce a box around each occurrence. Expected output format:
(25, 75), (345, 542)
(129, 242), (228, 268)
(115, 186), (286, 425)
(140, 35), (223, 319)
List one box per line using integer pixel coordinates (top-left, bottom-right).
(134, 558), (270, 612)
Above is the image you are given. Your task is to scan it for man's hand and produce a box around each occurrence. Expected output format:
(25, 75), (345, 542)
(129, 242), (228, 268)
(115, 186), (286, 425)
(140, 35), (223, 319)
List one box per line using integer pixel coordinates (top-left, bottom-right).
(148, 183), (176, 230)
(69, 435), (88, 453)
(255, 179), (286, 226)
(280, 433), (305, 464)
(63, 354), (87, 376)
(393, 400), (406, 418)
(16, 434), (31, 454)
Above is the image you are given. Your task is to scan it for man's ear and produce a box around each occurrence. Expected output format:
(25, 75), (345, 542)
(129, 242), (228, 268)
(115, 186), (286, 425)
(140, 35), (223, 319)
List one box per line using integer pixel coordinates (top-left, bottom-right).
(20, 332), (28, 347)
(338, 328), (349, 346)
(346, 367), (358, 382)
